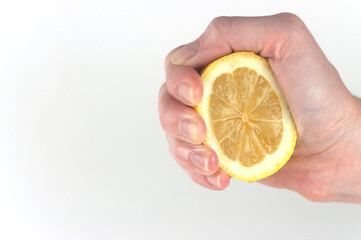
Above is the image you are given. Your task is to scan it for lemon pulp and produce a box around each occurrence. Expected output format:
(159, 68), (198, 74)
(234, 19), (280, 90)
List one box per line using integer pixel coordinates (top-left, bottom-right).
(196, 52), (297, 181)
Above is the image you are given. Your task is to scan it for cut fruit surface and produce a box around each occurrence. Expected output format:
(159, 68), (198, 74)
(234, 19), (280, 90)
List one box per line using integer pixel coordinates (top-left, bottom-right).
(196, 52), (297, 182)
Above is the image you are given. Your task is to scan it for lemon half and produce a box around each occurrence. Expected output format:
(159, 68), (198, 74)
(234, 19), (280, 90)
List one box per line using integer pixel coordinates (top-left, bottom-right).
(196, 52), (297, 182)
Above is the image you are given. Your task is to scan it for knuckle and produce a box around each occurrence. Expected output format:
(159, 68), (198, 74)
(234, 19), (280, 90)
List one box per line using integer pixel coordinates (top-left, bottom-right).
(159, 113), (167, 131)
(284, 17), (305, 37)
(166, 136), (184, 165)
(164, 50), (173, 68)
(190, 173), (214, 189)
(207, 16), (232, 36)
(198, 16), (233, 55)
(268, 13), (308, 59)
(277, 12), (303, 25)
(158, 104), (172, 133)
(158, 84), (168, 130)
(166, 136), (175, 156)
(279, 13), (306, 38)
(158, 83), (166, 100)
(210, 16), (229, 27)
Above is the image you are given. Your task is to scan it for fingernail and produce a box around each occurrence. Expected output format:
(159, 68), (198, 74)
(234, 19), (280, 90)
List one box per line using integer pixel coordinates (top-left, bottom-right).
(178, 118), (198, 142)
(189, 150), (210, 172)
(170, 40), (199, 65)
(206, 173), (223, 188)
(178, 83), (194, 104)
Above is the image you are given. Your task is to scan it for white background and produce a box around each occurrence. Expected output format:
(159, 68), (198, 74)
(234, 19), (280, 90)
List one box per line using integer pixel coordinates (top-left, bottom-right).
(1, 0), (361, 239)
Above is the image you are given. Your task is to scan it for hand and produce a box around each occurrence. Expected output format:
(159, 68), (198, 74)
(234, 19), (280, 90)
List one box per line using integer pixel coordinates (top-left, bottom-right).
(158, 13), (361, 202)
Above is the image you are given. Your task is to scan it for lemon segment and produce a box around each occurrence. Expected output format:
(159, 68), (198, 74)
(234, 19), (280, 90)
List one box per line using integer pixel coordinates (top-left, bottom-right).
(196, 52), (297, 182)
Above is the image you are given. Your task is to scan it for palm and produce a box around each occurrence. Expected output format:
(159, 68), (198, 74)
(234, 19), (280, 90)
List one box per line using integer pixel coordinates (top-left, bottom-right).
(259, 57), (358, 201)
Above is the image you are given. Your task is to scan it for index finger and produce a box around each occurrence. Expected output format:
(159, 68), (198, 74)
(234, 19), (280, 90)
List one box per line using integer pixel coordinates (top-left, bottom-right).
(164, 46), (203, 107)
(169, 13), (311, 69)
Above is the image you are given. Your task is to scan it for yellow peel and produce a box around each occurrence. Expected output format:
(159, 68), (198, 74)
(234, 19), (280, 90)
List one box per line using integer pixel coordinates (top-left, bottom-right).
(195, 52), (297, 182)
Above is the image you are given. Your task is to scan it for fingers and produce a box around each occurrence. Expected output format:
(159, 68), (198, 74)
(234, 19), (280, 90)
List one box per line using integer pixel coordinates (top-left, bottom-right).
(165, 47), (203, 106)
(187, 170), (230, 191)
(164, 13), (313, 109)
(158, 84), (230, 190)
(166, 135), (218, 175)
(167, 134), (230, 190)
(158, 84), (206, 145)
(168, 13), (312, 69)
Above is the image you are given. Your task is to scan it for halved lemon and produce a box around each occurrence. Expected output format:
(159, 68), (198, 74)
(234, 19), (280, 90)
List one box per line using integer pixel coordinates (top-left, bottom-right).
(196, 52), (297, 182)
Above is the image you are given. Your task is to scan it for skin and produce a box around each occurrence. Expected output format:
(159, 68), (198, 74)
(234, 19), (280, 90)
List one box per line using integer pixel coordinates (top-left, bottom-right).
(158, 13), (361, 203)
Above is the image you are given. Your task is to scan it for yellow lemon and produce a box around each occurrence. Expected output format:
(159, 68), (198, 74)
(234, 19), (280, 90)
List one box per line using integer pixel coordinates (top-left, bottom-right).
(196, 52), (297, 182)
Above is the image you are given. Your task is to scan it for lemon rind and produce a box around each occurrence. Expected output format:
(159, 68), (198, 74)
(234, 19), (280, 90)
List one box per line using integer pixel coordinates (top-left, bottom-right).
(196, 52), (297, 182)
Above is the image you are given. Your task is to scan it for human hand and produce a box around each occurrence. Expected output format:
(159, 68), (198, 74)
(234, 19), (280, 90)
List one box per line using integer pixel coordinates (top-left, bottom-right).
(158, 13), (361, 202)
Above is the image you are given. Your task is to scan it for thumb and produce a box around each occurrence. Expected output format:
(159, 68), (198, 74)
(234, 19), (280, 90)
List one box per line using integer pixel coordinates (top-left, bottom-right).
(169, 13), (309, 69)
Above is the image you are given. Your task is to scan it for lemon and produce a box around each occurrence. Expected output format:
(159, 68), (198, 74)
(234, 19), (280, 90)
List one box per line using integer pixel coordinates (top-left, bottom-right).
(196, 52), (297, 182)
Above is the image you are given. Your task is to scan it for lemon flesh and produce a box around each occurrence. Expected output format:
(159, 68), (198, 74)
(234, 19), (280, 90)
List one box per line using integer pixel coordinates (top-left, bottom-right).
(196, 52), (297, 182)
